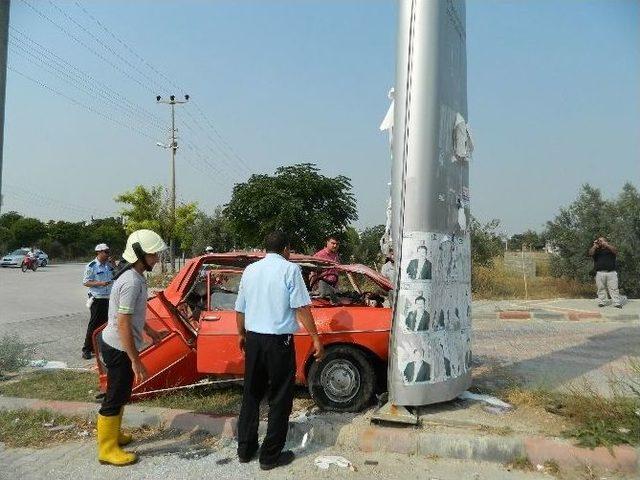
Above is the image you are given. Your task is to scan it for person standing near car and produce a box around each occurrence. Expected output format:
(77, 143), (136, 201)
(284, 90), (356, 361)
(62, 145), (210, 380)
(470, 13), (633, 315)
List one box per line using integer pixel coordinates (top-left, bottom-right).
(82, 243), (114, 359)
(97, 229), (167, 466)
(235, 231), (324, 470)
(588, 236), (623, 308)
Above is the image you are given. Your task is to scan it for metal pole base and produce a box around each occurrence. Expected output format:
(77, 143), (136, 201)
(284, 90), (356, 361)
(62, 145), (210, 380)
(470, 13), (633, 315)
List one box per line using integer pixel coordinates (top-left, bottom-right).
(371, 401), (419, 425)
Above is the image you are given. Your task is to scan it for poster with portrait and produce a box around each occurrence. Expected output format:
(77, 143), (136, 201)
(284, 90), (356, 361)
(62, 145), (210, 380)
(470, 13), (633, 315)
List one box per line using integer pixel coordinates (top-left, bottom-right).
(398, 231), (471, 385)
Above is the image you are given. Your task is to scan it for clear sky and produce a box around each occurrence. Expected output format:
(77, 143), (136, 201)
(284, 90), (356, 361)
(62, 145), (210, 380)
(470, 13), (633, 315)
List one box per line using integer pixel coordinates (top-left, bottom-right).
(2, 0), (638, 235)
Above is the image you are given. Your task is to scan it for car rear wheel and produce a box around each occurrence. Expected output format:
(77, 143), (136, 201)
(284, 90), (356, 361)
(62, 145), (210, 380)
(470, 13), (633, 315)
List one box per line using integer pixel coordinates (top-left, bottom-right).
(307, 345), (376, 412)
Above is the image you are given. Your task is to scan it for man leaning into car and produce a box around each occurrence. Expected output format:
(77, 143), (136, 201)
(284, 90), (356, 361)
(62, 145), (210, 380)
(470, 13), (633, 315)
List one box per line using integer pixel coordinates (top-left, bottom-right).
(234, 231), (324, 470)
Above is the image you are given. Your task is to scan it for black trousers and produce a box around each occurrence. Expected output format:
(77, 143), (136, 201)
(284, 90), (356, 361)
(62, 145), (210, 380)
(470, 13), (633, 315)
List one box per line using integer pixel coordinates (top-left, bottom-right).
(99, 335), (134, 417)
(83, 298), (109, 354)
(237, 331), (295, 465)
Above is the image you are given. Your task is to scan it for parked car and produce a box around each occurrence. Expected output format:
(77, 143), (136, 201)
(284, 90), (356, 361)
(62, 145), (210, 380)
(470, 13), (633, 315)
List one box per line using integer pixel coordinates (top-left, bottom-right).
(34, 249), (49, 267)
(1, 248), (30, 267)
(0, 248), (49, 267)
(94, 252), (393, 412)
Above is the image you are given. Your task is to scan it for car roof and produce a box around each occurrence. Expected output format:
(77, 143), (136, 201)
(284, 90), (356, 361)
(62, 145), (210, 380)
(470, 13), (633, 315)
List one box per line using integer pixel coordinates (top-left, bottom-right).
(163, 250), (392, 304)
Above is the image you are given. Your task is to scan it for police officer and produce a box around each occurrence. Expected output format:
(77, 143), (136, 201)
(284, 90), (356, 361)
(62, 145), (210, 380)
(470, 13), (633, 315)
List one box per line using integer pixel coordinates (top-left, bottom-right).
(97, 229), (167, 466)
(82, 243), (114, 359)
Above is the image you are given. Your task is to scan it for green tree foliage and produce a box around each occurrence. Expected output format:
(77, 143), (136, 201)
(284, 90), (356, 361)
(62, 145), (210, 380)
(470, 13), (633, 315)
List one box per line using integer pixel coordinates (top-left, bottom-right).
(509, 229), (546, 251)
(189, 208), (236, 255)
(115, 185), (198, 254)
(223, 164), (358, 252)
(0, 211), (127, 260)
(10, 217), (47, 249)
(546, 183), (639, 296)
(353, 224), (386, 266)
(469, 216), (503, 267)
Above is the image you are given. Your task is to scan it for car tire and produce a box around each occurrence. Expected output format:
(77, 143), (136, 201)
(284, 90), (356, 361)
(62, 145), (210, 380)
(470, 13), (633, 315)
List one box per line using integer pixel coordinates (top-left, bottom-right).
(41, 260), (47, 267)
(307, 345), (376, 413)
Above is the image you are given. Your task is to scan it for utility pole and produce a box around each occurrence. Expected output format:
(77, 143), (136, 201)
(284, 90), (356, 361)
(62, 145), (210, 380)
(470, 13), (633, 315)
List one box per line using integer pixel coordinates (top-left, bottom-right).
(0, 2), (10, 213)
(156, 94), (189, 272)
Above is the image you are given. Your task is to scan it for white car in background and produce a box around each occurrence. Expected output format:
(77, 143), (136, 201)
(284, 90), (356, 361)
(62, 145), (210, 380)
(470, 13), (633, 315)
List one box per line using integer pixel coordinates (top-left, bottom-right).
(0, 248), (49, 267)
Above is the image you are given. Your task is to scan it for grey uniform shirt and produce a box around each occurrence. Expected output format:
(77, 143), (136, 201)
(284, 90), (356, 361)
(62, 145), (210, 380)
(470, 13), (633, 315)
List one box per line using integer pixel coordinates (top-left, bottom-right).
(102, 269), (148, 352)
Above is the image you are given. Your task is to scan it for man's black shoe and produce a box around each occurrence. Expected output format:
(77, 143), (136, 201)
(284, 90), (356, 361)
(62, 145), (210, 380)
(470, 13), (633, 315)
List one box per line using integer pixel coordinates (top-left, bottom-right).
(259, 450), (295, 470)
(81, 351), (92, 360)
(238, 450), (257, 463)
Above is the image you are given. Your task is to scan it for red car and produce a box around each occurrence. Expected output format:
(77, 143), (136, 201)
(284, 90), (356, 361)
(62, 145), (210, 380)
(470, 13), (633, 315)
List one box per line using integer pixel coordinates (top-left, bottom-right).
(95, 252), (393, 412)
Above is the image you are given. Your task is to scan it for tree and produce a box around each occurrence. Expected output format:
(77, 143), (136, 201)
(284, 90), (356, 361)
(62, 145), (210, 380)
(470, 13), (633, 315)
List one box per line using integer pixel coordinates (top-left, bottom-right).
(509, 229), (545, 251)
(545, 183), (639, 296)
(469, 216), (503, 267)
(10, 217), (47, 248)
(188, 208), (236, 256)
(353, 224), (386, 266)
(115, 185), (198, 256)
(224, 164), (358, 252)
(0, 211), (22, 230)
(546, 184), (614, 284)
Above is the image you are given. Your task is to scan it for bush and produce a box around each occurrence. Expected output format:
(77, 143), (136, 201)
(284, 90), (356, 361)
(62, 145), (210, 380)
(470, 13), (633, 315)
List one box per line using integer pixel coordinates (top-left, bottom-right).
(0, 334), (35, 377)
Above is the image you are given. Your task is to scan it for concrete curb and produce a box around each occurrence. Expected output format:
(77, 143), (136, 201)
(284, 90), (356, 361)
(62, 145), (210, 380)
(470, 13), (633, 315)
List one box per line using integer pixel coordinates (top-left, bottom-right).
(484, 310), (639, 321)
(0, 396), (638, 474)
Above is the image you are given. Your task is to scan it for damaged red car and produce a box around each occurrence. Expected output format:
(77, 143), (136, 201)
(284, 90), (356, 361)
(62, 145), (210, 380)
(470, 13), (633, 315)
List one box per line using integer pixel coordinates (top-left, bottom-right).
(94, 252), (393, 412)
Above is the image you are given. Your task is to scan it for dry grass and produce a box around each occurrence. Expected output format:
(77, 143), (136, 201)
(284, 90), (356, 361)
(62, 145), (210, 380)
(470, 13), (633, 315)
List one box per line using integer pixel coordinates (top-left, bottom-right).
(0, 409), (93, 448)
(472, 258), (593, 300)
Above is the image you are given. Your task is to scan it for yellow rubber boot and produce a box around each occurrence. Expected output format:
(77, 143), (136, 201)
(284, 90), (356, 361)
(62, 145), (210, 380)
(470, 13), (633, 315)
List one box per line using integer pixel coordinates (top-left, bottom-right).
(97, 414), (138, 466)
(117, 408), (133, 446)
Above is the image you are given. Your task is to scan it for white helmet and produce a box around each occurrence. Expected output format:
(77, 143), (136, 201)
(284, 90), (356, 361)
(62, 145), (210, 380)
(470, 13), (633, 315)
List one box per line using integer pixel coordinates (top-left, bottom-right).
(205, 246), (214, 253)
(122, 229), (168, 269)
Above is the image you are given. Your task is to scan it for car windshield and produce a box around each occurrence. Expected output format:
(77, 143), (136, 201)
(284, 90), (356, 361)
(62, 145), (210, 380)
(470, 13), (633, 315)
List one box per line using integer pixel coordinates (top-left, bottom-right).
(10, 249), (29, 256)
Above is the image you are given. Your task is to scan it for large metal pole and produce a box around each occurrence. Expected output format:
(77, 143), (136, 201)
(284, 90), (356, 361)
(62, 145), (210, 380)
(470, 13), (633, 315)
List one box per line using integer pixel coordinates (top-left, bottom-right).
(387, 0), (472, 410)
(170, 102), (176, 271)
(0, 1), (10, 213)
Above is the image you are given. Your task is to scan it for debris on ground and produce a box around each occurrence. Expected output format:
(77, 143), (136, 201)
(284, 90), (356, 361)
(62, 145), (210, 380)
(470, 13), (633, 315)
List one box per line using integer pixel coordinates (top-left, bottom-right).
(314, 455), (355, 471)
(458, 391), (513, 412)
(28, 360), (68, 369)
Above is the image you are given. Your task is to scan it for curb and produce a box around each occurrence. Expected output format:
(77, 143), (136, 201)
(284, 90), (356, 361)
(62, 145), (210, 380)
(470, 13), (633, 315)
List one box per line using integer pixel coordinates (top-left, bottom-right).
(488, 310), (639, 321)
(0, 396), (638, 474)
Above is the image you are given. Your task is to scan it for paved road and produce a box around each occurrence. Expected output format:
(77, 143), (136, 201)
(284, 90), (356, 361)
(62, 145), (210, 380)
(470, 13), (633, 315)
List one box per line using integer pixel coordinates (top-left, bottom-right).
(0, 263), (638, 387)
(0, 436), (558, 480)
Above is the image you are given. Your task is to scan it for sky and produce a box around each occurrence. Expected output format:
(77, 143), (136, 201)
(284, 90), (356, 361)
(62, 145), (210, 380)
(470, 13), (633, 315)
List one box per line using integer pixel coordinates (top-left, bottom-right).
(2, 0), (638, 236)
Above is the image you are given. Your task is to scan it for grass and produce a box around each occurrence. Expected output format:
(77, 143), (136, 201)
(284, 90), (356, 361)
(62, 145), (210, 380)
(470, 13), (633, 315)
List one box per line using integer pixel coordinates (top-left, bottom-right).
(0, 370), (98, 402)
(472, 258), (593, 300)
(0, 370), (243, 415)
(0, 409), (92, 448)
(476, 362), (640, 449)
(0, 334), (35, 377)
(139, 384), (243, 414)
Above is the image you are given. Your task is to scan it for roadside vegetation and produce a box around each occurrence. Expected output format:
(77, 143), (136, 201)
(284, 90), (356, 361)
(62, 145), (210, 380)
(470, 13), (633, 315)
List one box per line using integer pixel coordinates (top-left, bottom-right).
(475, 361), (640, 449)
(0, 334), (35, 378)
(0, 370), (243, 414)
(0, 409), (92, 448)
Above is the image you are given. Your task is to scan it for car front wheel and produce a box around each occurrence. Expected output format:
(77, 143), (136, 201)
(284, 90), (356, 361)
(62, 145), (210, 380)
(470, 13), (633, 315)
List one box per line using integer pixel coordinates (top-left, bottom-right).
(307, 345), (376, 413)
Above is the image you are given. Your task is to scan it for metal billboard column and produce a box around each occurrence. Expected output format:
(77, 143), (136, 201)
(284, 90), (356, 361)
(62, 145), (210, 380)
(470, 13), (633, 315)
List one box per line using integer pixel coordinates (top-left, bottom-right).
(0, 1), (9, 213)
(387, 0), (473, 411)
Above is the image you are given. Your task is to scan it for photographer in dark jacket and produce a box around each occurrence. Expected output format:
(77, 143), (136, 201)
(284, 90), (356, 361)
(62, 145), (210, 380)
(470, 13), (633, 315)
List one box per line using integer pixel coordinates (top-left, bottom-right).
(588, 237), (622, 308)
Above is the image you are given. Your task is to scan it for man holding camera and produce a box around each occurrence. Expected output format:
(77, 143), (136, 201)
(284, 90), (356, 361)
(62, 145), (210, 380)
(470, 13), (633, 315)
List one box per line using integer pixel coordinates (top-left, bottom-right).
(588, 237), (622, 308)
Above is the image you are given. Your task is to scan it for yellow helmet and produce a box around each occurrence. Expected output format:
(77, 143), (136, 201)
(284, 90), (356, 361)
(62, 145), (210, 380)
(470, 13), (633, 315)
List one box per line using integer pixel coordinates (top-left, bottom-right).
(122, 229), (168, 268)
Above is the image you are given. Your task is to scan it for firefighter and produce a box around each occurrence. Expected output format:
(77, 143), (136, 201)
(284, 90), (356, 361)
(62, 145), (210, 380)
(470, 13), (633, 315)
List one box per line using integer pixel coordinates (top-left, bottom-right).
(96, 229), (167, 466)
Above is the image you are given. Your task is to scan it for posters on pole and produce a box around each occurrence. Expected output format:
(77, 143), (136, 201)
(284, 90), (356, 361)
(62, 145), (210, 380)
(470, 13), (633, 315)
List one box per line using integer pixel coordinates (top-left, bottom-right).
(396, 231), (472, 385)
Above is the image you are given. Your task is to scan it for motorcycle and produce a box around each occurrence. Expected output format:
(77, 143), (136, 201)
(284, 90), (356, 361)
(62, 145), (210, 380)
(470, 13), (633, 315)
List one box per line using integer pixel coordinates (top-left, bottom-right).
(21, 255), (38, 272)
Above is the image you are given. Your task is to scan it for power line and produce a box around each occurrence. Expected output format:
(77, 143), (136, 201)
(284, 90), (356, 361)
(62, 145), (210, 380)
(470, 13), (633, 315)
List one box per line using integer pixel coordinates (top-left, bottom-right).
(8, 64), (158, 140)
(9, 39), (165, 134)
(18, 0), (155, 94)
(9, 26), (167, 127)
(69, 1), (254, 178)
